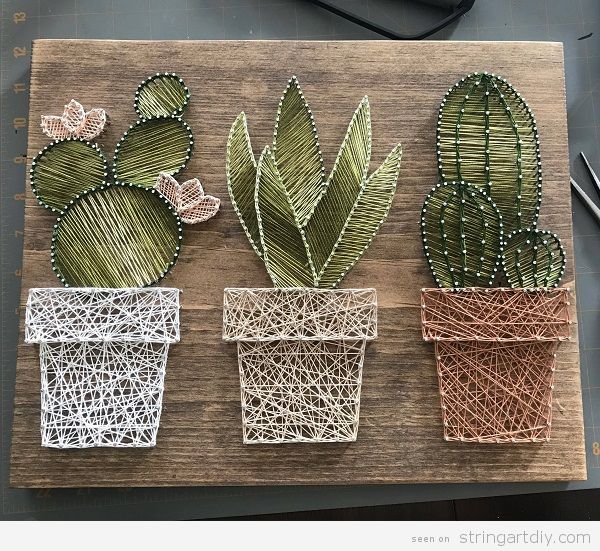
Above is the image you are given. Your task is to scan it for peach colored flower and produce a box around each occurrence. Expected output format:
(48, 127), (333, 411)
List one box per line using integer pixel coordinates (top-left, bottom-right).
(41, 99), (106, 140)
(155, 172), (220, 224)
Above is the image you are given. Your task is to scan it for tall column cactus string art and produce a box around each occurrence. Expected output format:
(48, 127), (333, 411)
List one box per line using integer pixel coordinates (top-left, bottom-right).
(223, 76), (402, 444)
(420, 72), (571, 443)
(25, 74), (219, 448)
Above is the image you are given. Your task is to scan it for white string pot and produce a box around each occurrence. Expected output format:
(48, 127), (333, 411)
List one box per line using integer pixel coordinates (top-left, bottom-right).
(223, 287), (377, 444)
(25, 287), (180, 448)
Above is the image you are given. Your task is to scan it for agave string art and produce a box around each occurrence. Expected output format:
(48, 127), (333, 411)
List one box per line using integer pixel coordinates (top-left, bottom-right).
(223, 76), (402, 444)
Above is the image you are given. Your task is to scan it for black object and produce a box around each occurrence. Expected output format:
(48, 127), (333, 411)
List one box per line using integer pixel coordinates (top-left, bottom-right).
(306, 0), (476, 40)
(571, 152), (600, 226)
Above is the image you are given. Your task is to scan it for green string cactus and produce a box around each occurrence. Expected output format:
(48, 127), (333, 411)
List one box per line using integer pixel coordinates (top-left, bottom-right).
(227, 76), (402, 288)
(421, 71), (565, 288)
(31, 73), (197, 288)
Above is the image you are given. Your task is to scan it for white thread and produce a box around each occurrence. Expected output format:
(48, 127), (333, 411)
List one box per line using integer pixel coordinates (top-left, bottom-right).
(26, 287), (180, 448)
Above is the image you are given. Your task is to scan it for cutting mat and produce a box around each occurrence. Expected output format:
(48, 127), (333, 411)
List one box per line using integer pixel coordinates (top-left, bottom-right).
(10, 39), (585, 487)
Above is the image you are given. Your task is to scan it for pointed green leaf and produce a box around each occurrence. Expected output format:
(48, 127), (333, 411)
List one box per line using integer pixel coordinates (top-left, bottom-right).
(113, 116), (193, 187)
(306, 97), (371, 273)
(273, 76), (324, 225)
(317, 144), (402, 288)
(135, 73), (190, 118)
(256, 147), (314, 287)
(226, 113), (262, 257)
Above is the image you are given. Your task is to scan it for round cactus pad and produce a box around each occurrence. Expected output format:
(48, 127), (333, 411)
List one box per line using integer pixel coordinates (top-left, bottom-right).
(135, 73), (190, 118)
(52, 184), (182, 287)
(30, 139), (107, 212)
(113, 116), (193, 187)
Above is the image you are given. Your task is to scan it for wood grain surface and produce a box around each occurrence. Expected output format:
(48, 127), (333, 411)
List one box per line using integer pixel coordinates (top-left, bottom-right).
(10, 40), (586, 487)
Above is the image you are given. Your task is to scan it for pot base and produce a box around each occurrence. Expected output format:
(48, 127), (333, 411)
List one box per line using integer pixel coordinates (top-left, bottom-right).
(40, 342), (168, 448)
(238, 339), (365, 444)
(436, 340), (557, 443)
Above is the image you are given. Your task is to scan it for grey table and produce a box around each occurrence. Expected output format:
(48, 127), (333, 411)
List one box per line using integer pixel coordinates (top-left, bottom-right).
(1, 0), (599, 519)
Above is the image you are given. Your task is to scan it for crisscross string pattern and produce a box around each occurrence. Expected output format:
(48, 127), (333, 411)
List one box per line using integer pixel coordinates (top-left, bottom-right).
(421, 288), (571, 443)
(223, 288), (377, 443)
(25, 288), (180, 448)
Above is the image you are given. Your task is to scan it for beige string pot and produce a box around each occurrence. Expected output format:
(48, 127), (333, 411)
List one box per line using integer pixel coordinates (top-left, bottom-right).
(421, 287), (571, 443)
(223, 287), (378, 444)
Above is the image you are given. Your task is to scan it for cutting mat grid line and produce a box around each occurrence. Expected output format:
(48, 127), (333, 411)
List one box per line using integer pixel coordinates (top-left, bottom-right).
(1, 0), (599, 520)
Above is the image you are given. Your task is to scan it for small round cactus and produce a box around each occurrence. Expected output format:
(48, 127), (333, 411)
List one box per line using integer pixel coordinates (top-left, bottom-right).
(502, 229), (565, 288)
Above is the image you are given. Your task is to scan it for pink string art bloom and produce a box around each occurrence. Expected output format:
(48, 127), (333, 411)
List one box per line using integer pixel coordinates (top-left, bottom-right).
(40, 99), (107, 141)
(155, 172), (220, 224)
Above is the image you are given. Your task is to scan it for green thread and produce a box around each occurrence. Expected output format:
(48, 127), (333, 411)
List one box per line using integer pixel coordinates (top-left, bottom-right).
(134, 73), (190, 118)
(317, 143), (402, 288)
(227, 76), (402, 289)
(227, 113), (262, 257)
(425, 71), (566, 289)
(273, 76), (325, 226)
(306, 96), (371, 276)
(52, 183), (182, 288)
(113, 116), (193, 186)
(421, 181), (502, 288)
(255, 147), (315, 287)
(437, 73), (541, 235)
(502, 229), (565, 288)
(30, 139), (108, 212)
(31, 73), (194, 289)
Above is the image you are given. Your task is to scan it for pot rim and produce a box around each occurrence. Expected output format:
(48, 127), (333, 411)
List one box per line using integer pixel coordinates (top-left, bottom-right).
(223, 287), (378, 342)
(421, 286), (571, 342)
(25, 287), (180, 344)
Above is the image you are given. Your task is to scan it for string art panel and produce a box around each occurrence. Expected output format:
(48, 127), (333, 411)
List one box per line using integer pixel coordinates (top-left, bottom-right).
(421, 288), (571, 442)
(25, 287), (180, 448)
(223, 288), (377, 443)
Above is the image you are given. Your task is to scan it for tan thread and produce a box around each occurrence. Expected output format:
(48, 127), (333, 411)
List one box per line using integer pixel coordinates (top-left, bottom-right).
(223, 287), (377, 443)
(421, 288), (571, 443)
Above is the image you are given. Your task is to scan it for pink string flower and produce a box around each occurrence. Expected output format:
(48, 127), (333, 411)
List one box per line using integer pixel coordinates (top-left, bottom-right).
(41, 99), (107, 141)
(155, 172), (220, 224)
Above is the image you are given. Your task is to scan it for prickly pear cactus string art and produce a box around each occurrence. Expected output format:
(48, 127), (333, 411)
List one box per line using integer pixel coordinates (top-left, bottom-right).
(224, 76), (402, 444)
(420, 72), (570, 443)
(26, 73), (218, 449)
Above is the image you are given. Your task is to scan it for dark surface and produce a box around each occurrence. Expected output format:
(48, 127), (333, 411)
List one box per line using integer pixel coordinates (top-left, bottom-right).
(1, 0), (599, 519)
(227, 489), (600, 520)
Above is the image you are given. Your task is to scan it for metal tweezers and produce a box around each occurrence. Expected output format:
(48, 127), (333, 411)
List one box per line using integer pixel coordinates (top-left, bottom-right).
(570, 152), (600, 224)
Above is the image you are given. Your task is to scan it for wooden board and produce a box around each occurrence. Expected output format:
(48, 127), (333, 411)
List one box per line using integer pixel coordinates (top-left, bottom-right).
(10, 40), (586, 487)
